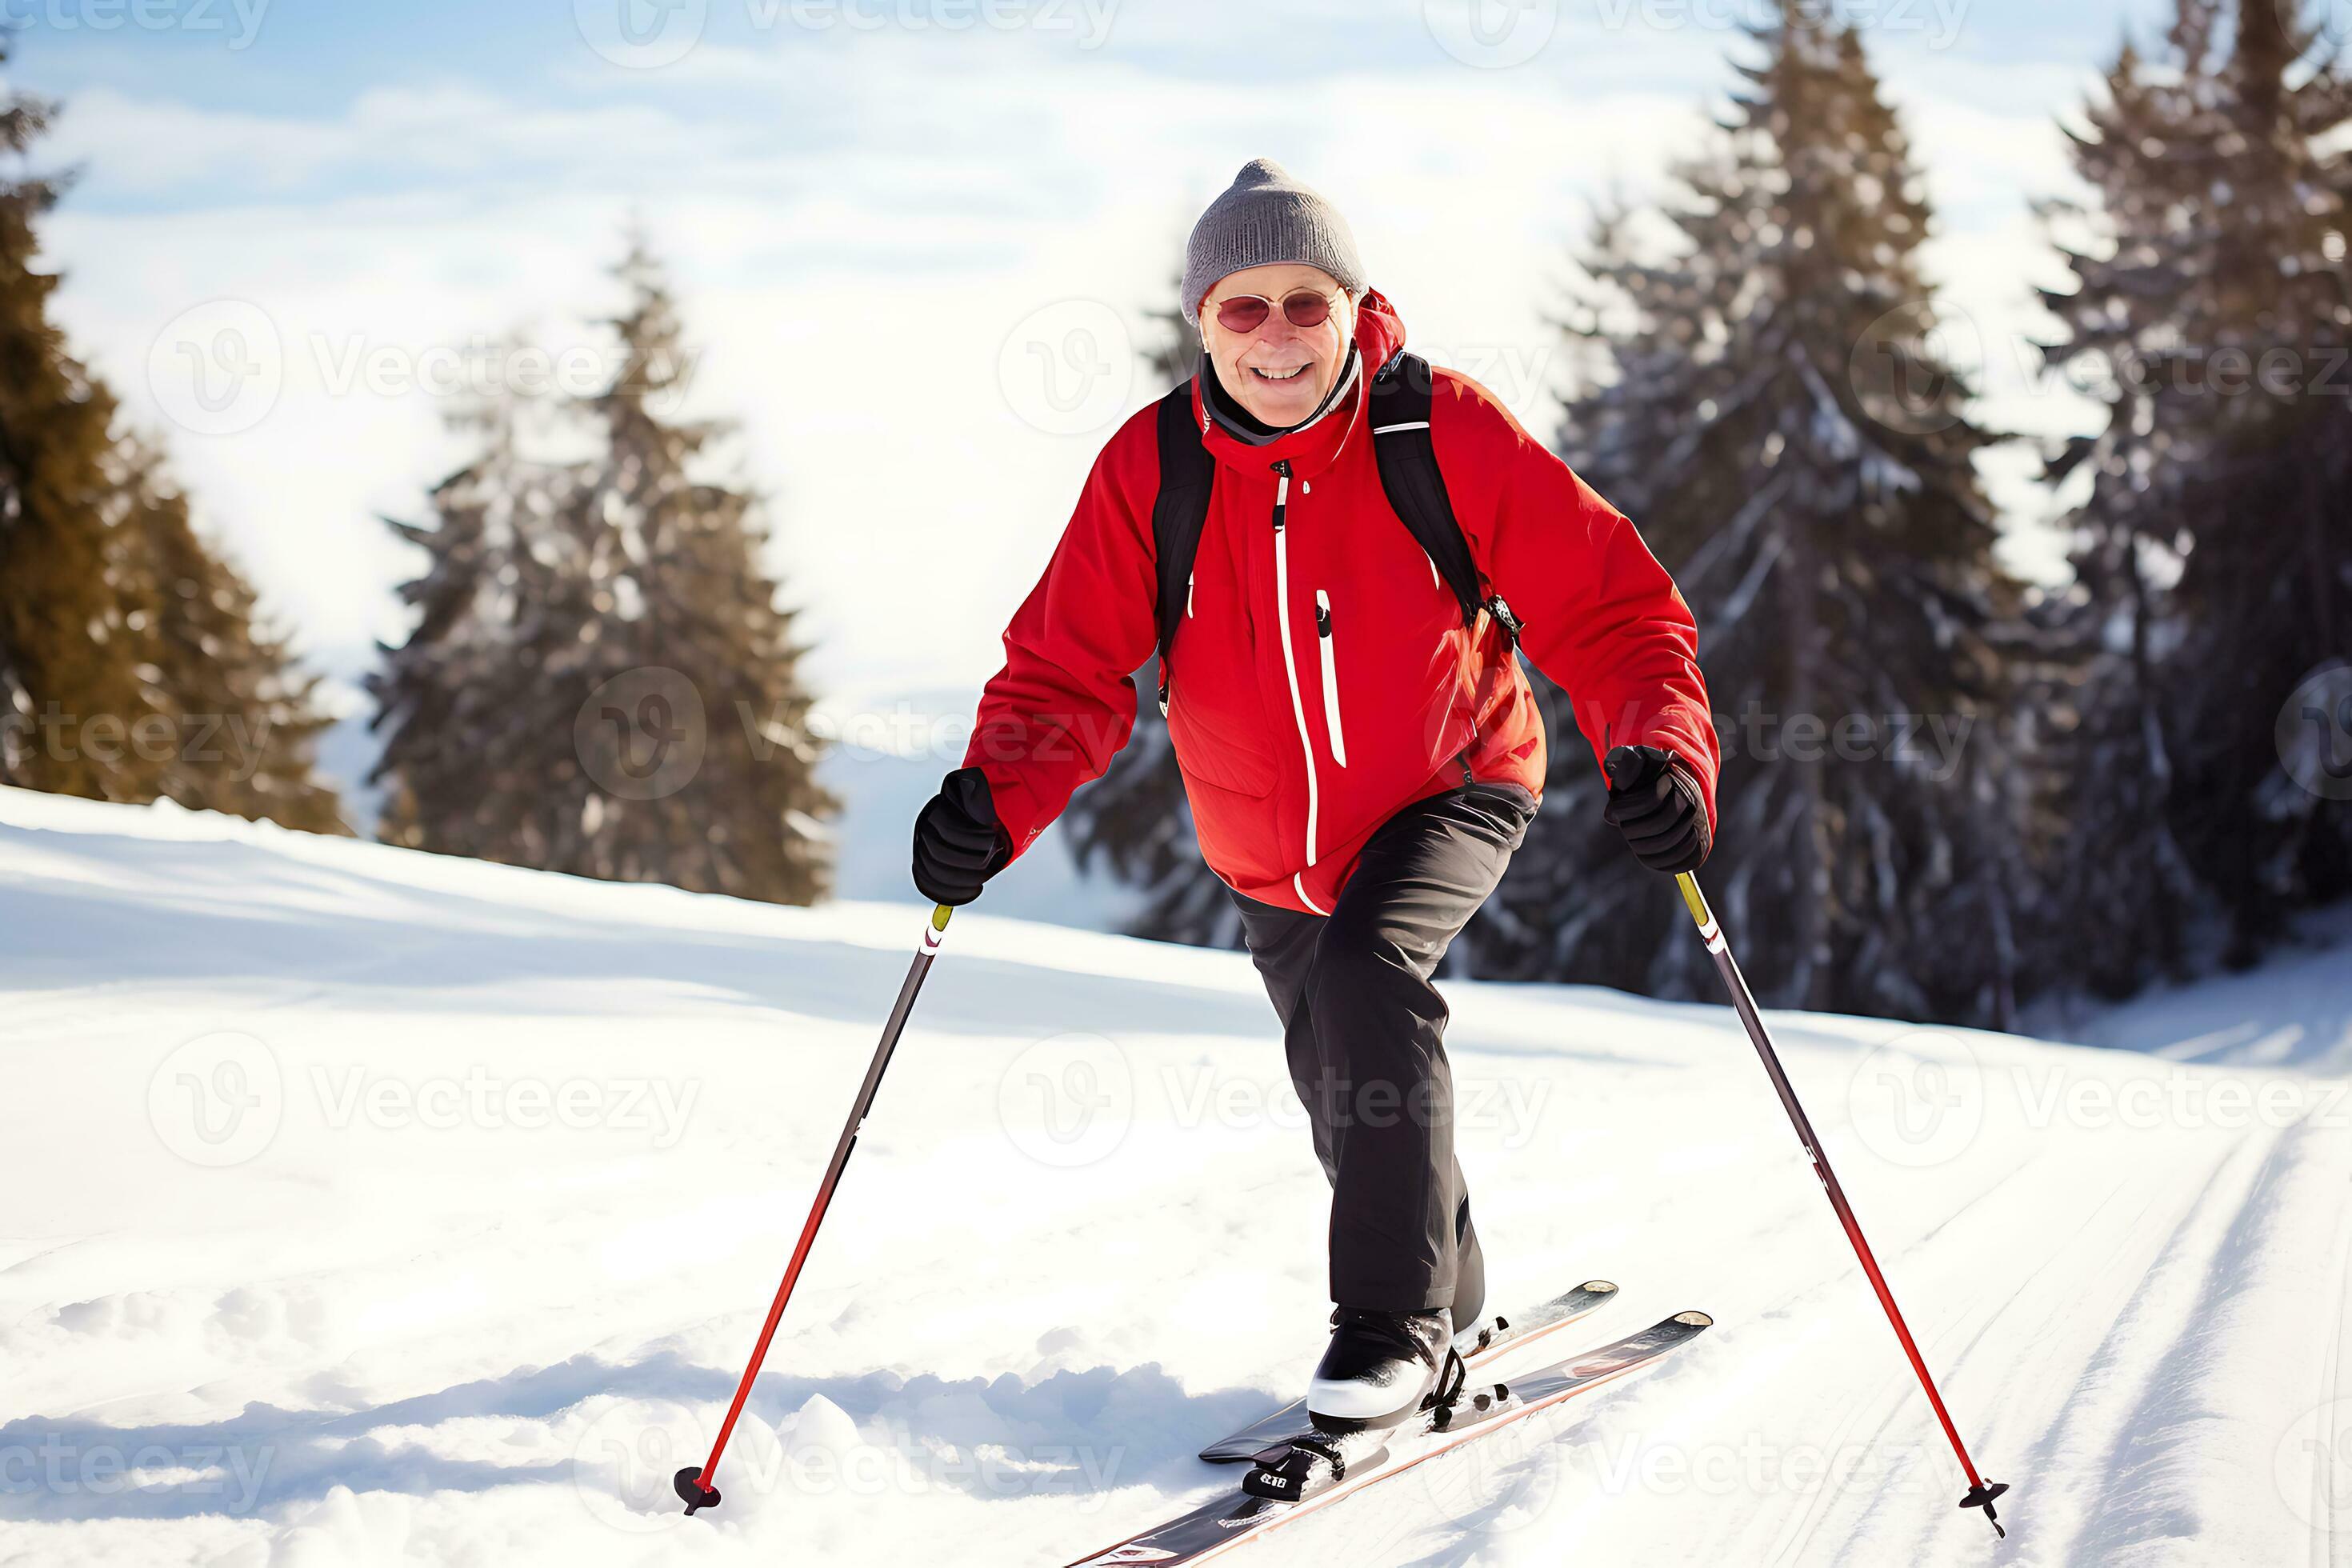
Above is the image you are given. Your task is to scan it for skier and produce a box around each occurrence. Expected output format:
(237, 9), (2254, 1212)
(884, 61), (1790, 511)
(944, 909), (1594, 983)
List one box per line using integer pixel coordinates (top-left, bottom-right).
(914, 158), (1719, 1431)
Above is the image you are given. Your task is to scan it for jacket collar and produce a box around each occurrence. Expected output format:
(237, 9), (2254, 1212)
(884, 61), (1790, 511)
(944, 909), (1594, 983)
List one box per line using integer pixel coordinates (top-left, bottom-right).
(1190, 288), (1406, 482)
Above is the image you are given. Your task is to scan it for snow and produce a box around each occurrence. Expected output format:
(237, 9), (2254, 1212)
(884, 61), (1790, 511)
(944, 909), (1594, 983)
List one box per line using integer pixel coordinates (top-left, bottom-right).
(3, 785), (2348, 1566)
(2031, 902), (2352, 1078)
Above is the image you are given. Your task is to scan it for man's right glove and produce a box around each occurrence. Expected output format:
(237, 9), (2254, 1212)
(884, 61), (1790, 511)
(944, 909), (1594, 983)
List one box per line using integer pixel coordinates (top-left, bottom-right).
(912, 766), (1011, 906)
(1602, 744), (1712, 874)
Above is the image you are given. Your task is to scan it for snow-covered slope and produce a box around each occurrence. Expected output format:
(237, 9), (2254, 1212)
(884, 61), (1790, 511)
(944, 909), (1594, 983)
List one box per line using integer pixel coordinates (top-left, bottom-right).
(3, 786), (2347, 1567)
(2034, 902), (2352, 1078)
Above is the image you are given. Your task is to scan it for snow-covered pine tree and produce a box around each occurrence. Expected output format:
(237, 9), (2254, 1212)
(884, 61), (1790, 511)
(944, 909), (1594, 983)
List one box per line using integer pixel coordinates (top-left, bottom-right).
(2032, 6), (2238, 994)
(570, 241), (835, 902)
(1494, 4), (2031, 1026)
(370, 380), (590, 860)
(1060, 276), (1243, 947)
(2062, 0), (2350, 964)
(372, 243), (835, 904)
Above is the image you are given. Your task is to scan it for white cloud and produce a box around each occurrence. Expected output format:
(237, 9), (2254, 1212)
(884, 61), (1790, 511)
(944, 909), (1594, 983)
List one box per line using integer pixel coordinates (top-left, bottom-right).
(41, 20), (2097, 722)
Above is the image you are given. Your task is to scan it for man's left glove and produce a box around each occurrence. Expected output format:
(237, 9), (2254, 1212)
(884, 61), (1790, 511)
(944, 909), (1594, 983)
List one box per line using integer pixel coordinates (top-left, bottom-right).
(912, 766), (1012, 906)
(1602, 744), (1712, 874)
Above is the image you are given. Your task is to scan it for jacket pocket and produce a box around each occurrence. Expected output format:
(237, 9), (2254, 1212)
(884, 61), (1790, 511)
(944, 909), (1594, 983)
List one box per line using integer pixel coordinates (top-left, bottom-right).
(1315, 589), (1347, 769)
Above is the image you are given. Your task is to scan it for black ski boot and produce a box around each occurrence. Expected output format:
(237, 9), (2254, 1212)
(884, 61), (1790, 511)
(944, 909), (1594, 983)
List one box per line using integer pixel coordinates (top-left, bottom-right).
(1306, 1306), (1459, 1432)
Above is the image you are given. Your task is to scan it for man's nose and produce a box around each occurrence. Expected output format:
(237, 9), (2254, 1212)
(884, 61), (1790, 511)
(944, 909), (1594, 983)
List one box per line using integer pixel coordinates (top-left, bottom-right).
(1255, 318), (1305, 350)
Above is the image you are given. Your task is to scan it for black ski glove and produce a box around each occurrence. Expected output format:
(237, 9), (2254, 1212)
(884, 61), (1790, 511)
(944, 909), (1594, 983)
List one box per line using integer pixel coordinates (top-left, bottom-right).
(912, 766), (1011, 906)
(1602, 744), (1712, 874)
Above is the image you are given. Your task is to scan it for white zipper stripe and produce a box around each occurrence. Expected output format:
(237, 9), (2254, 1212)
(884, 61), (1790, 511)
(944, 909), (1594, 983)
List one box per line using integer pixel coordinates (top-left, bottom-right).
(1270, 467), (1326, 915)
(1315, 589), (1347, 769)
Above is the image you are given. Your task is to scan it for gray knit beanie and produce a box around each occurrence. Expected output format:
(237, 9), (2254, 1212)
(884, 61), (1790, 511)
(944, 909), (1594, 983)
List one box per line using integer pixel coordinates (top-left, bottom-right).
(1180, 158), (1366, 326)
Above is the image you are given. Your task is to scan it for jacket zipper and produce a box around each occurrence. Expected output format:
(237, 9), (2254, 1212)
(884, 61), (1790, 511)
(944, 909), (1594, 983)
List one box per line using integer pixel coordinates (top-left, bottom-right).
(1314, 589), (1347, 769)
(1269, 458), (1329, 915)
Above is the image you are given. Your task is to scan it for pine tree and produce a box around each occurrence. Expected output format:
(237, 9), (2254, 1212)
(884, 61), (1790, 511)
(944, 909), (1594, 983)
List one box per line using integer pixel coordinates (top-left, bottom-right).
(1061, 276), (1244, 946)
(0, 50), (341, 826)
(112, 435), (343, 830)
(0, 74), (150, 801)
(2157, 0), (2347, 957)
(1500, 5), (2031, 1026)
(2042, 0), (2352, 978)
(372, 244), (836, 903)
(2035, 18), (2218, 994)
(370, 385), (584, 858)
(570, 241), (835, 902)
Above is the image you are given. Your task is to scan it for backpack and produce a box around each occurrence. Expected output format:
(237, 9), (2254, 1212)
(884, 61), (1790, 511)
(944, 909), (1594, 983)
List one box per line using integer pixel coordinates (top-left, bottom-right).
(1150, 350), (1522, 715)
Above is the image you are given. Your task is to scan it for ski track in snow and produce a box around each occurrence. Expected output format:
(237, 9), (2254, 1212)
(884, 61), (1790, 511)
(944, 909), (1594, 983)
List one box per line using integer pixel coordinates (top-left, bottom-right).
(2, 785), (2348, 1567)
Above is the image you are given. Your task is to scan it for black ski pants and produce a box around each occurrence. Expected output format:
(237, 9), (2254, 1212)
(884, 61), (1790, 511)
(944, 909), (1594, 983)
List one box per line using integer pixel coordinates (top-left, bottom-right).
(1229, 780), (1537, 1327)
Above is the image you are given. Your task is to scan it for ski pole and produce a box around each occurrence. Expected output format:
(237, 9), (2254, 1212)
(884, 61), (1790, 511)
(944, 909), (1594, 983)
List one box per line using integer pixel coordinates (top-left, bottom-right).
(1668, 870), (2011, 1539)
(674, 902), (954, 1517)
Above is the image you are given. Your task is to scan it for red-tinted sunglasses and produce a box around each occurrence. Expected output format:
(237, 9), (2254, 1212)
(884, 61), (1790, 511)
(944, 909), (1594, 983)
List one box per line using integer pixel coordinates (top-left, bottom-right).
(1212, 290), (1339, 334)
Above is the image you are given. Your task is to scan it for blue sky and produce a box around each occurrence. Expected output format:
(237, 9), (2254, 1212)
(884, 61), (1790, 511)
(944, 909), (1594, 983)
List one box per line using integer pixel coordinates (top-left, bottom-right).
(11, 0), (2191, 766)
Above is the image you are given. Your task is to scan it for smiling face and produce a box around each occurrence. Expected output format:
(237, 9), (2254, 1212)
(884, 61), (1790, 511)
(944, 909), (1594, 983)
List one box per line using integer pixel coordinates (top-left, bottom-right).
(1198, 262), (1354, 428)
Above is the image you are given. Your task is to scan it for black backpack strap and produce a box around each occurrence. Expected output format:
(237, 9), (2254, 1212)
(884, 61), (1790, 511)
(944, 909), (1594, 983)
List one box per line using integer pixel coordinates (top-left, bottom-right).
(1151, 380), (1215, 714)
(1368, 350), (1523, 647)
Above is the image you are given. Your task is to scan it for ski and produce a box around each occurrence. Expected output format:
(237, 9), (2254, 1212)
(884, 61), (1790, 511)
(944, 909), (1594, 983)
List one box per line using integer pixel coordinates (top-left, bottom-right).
(1195, 1278), (1621, 1462)
(1067, 1309), (1714, 1567)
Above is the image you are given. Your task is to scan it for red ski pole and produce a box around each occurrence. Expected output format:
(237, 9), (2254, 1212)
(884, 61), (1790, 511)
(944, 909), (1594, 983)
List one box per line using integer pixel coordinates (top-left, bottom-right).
(1669, 869), (2011, 1538)
(674, 902), (954, 1517)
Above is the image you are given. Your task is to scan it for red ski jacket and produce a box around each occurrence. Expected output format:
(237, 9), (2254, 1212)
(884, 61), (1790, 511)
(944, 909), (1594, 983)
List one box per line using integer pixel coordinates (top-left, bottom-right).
(965, 291), (1718, 916)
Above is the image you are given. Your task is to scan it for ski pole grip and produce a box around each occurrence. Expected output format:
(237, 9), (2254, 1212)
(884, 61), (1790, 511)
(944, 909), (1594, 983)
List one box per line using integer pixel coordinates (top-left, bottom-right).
(1674, 874), (1722, 952)
(1673, 872), (1710, 930)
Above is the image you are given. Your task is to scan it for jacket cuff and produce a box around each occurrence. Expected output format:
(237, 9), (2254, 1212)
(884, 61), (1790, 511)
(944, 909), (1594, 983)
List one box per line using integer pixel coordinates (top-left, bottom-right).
(971, 762), (1048, 866)
(1665, 757), (1714, 858)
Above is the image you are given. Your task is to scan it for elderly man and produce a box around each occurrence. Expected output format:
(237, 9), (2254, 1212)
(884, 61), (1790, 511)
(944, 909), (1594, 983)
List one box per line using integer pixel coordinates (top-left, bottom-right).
(914, 159), (1718, 1429)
